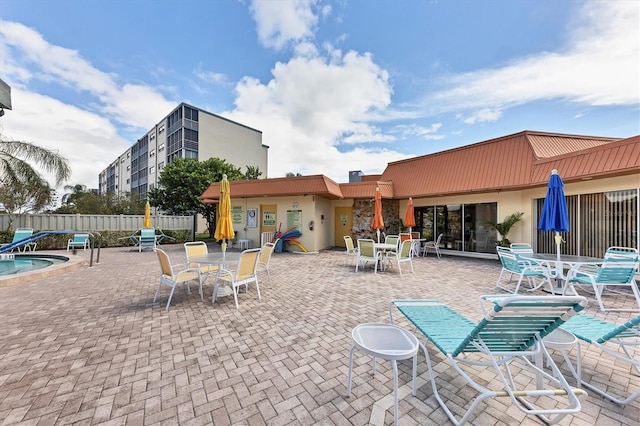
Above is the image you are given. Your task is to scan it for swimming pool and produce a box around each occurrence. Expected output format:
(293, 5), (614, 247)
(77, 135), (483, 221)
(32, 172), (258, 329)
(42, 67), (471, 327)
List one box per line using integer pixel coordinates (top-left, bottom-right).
(0, 254), (69, 276)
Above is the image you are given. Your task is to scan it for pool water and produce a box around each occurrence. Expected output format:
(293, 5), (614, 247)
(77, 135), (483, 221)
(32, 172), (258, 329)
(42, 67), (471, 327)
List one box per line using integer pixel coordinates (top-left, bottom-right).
(0, 254), (69, 276)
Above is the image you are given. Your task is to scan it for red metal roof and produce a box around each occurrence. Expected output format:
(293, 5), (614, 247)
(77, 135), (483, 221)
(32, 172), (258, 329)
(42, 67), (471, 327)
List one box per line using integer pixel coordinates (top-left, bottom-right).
(201, 131), (637, 202)
(201, 174), (343, 202)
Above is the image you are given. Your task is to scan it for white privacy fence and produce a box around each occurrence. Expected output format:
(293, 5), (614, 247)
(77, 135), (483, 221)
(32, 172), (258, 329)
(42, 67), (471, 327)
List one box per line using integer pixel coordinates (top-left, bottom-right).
(1, 214), (193, 232)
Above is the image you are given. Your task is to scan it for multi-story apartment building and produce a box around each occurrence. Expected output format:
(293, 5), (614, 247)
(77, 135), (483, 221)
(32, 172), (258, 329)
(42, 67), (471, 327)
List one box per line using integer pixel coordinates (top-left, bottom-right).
(99, 103), (268, 196)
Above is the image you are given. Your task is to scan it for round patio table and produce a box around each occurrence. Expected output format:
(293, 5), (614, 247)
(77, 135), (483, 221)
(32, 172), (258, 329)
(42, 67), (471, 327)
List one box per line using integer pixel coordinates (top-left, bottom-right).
(187, 252), (241, 302)
(345, 323), (420, 426)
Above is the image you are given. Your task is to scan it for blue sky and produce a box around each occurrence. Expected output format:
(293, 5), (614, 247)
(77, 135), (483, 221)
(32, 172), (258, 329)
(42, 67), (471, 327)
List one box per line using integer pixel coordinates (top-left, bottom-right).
(0, 0), (638, 190)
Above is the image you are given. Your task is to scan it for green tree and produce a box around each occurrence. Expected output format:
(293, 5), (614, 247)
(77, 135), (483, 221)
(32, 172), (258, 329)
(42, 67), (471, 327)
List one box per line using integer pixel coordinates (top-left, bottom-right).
(148, 158), (248, 237)
(0, 181), (54, 229)
(61, 183), (90, 207)
(487, 212), (524, 247)
(0, 135), (71, 229)
(55, 190), (145, 215)
(244, 165), (262, 180)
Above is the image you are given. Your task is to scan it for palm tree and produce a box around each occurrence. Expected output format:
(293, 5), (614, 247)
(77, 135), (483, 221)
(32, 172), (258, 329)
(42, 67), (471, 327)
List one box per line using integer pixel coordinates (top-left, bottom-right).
(61, 183), (89, 206)
(0, 136), (71, 189)
(487, 212), (524, 247)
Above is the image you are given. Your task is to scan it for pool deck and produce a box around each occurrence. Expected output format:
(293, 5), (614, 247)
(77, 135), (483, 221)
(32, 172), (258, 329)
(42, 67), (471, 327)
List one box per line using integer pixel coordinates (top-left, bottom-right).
(0, 244), (638, 425)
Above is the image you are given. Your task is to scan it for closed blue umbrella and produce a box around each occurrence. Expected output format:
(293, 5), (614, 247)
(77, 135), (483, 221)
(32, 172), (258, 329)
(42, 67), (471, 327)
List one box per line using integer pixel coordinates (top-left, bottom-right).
(538, 169), (569, 266)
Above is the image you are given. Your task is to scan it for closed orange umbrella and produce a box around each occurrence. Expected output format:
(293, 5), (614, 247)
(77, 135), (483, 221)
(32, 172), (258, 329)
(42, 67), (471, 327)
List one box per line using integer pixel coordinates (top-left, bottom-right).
(143, 200), (152, 228)
(404, 197), (415, 234)
(214, 174), (235, 255)
(372, 186), (384, 242)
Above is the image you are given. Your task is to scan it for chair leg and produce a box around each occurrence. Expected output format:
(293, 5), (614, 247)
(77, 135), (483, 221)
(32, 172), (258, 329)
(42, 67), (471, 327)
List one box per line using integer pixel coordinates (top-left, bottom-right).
(165, 285), (177, 311)
(233, 284), (240, 309)
(255, 278), (261, 301)
(153, 282), (162, 303)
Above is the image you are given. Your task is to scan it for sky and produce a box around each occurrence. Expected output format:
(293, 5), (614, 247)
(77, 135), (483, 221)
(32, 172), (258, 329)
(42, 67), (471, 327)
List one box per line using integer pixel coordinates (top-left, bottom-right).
(0, 0), (638, 192)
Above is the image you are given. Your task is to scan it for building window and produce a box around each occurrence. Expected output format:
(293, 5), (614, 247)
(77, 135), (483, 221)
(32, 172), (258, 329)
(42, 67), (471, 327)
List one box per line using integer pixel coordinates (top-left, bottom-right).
(150, 149), (155, 157)
(158, 143), (164, 151)
(535, 189), (638, 257)
(150, 166), (155, 174)
(126, 165), (130, 171)
(415, 202), (497, 254)
(158, 161), (164, 171)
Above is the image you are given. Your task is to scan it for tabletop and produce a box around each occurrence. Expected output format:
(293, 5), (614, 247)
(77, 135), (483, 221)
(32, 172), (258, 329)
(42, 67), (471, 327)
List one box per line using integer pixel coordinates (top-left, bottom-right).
(520, 253), (602, 266)
(374, 243), (398, 251)
(188, 252), (241, 265)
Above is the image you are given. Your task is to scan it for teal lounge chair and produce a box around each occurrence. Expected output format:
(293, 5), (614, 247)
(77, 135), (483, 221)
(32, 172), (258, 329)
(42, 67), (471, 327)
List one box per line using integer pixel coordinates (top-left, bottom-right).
(139, 228), (157, 252)
(67, 233), (90, 251)
(560, 313), (640, 405)
(389, 295), (588, 426)
(496, 246), (552, 294)
(564, 246), (640, 311)
(1, 228), (37, 252)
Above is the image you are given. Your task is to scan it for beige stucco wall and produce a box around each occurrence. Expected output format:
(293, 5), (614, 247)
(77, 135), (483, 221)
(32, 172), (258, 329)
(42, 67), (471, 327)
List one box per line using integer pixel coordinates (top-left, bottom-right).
(404, 173), (639, 248)
(204, 173), (638, 254)
(225, 195), (318, 251)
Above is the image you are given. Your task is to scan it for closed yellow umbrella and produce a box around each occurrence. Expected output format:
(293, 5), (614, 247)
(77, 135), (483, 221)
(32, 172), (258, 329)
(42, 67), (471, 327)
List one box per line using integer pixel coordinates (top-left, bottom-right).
(143, 201), (153, 228)
(214, 174), (235, 255)
(371, 186), (384, 243)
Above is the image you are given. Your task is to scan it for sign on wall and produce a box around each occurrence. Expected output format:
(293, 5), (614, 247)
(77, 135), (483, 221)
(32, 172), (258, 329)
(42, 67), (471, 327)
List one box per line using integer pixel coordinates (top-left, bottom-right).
(231, 206), (244, 224)
(263, 211), (276, 227)
(287, 209), (302, 231)
(247, 208), (257, 227)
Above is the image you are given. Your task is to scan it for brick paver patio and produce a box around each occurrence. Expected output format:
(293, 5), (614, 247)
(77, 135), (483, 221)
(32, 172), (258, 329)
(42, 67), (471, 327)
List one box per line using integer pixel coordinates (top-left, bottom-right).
(1, 244), (638, 425)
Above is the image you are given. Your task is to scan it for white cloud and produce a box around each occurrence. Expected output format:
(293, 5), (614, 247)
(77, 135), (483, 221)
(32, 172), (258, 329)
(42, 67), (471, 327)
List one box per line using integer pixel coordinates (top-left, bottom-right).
(194, 67), (228, 85)
(0, 20), (176, 130)
(250, 0), (320, 50)
(226, 46), (408, 180)
(463, 108), (503, 124)
(0, 20), (177, 189)
(428, 1), (639, 121)
(1, 90), (130, 189)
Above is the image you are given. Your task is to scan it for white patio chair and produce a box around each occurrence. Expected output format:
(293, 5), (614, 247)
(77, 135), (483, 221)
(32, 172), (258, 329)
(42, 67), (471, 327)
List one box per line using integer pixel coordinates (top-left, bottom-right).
(422, 233), (443, 258)
(564, 246), (640, 311)
(496, 247), (552, 294)
(153, 248), (201, 311)
(390, 295), (589, 425)
(510, 242), (534, 259)
(560, 313), (640, 405)
(343, 235), (358, 266)
(386, 239), (414, 276)
(67, 233), (90, 251)
(184, 241), (218, 300)
(356, 239), (382, 274)
(256, 242), (276, 287)
(216, 248), (261, 309)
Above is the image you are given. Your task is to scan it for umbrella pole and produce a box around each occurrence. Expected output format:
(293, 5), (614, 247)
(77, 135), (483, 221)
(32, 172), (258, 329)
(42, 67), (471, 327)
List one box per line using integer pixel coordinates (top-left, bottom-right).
(554, 232), (563, 293)
(377, 229), (380, 243)
(221, 238), (227, 258)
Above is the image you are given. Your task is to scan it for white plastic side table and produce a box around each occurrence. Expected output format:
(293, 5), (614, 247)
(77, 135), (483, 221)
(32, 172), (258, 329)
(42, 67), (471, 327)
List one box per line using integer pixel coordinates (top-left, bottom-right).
(238, 239), (251, 250)
(543, 328), (582, 385)
(346, 323), (420, 426)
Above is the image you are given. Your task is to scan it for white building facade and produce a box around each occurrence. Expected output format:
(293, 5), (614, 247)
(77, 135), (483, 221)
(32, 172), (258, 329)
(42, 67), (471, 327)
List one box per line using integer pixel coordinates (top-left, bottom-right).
(99, 103), (268, 196)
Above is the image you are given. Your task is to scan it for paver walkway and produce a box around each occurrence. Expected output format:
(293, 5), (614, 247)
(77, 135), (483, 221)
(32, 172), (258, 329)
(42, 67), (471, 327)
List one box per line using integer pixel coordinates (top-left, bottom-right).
(0, 244), (638, 425)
